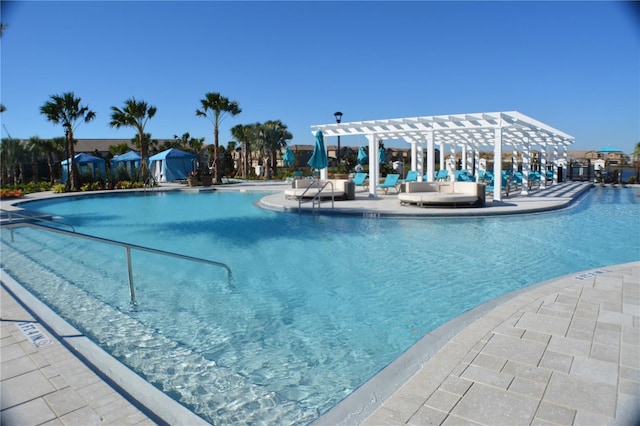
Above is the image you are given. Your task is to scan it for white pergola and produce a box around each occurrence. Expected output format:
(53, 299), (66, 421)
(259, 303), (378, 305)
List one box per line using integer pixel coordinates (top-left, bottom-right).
(311, 111), (574, 201)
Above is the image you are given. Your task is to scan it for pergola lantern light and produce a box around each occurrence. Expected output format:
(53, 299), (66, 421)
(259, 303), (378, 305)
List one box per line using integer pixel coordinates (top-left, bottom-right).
(334, 111), (343, 165)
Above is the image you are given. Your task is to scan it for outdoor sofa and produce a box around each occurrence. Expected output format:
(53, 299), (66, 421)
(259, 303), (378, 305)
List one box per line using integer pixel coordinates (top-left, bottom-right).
(284, 179), (356, 200)
(398, 181), (486, 207)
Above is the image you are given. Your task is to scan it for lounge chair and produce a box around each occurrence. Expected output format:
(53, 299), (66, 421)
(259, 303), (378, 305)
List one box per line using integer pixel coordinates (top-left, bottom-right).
(352, 172), (369, 190)
(400, 170), (418, 183)
(435, 169), (449, 181)
(377, 174), (400, 194)
(286, 170), (304, 182)
(455, 170), (474, 182)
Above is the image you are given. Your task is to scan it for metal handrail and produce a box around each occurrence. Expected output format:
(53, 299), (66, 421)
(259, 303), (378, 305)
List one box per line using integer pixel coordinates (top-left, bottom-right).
(2, 209), (76, 232)
(310, 181), (334, 212)
(3, 222), (233, 305)
(297, 180), (335, 212)
(297, 179), (320, 209)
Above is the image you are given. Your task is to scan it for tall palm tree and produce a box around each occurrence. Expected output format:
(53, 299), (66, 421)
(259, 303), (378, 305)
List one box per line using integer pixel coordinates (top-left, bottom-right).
(47, 137), (66, 183)
(254, 120), (292, 179)
(40, 92), (95, 190)
(26, 136), (45, 183)
(196, 92), (241, 183)
(231, 123), (258, 179)
(110, 98), (156, 182)
(0, 137), (25, 185)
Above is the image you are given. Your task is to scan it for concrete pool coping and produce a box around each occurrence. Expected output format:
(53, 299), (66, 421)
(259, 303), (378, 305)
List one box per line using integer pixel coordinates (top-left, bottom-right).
(1, 181), (638, 425)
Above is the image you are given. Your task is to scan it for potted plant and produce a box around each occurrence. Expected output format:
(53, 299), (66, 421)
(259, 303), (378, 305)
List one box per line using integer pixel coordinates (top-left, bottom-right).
(187, 171), (199, 187)
(200, 170), (213, 187)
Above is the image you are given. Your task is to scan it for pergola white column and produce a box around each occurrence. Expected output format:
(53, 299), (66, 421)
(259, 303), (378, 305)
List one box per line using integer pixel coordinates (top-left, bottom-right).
(474, 147), (481, 182)
(465, 144), (473, 174)
(562, 146), (568, 181)
(493, 127), (503, 201)
(410, 142), (418, 172)
(426, 131), (435, 182)
(448, 145), (456, 181)
(553, 144), (559, 183)
(512, 149), (518, 172)
(540, 143), (547, 189)
(366, 133), (378, 198)
(521, 141), (530, 195)
(416, 143), (424, 181)
(439, 143), (445, 171)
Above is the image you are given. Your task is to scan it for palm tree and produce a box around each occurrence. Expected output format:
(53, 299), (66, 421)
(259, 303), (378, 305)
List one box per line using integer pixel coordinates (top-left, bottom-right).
(26, 136), (45, 183)
(173, 132), (205, 156)
(110, 98), (156, 182)
(108, 143), (131, 156)
(0, 137), (25, 185)
(47, 137), (66, 183)
(40, 92), (96, 190)
(254, 120), (293, 179)
(196, 92), (241, 183)
(231, 123), (258, 179)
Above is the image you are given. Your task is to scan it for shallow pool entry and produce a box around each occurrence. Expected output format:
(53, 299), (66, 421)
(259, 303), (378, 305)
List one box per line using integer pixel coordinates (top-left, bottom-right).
(2, 187), (638, 424)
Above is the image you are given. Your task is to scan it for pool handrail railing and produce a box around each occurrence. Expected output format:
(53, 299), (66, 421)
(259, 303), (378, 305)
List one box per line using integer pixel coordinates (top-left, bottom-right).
(2, 221), (233, 305)
(2, 209), (76, 232)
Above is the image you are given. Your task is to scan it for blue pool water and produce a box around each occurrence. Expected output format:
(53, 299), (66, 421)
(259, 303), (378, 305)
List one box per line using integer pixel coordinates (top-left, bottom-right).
(1, 185), (639, 424)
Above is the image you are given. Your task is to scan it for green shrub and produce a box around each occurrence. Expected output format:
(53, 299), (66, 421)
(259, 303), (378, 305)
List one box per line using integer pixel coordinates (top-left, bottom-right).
(52, 184), (66, 193)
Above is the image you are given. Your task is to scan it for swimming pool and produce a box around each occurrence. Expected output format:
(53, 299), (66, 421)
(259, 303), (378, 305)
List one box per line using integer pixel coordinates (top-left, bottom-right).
(1, 186), (639, 424)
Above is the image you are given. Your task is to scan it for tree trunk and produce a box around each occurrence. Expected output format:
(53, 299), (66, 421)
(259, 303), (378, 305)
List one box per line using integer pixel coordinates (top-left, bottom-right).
(271, 151), (278, 178)
(213, 125), (221, 184)
(265, 156), (271, 180)
(32, 154), (38, 183)
(47, 154), (55, 184)
(139, 131), (148, 183)
(244, 144), (251, 178)
(68, 131), (81, 191)
(241, 142), (247, 179)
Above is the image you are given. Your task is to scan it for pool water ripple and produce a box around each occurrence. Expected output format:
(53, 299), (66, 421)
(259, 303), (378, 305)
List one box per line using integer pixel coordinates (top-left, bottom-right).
(1, 185), (638, 424)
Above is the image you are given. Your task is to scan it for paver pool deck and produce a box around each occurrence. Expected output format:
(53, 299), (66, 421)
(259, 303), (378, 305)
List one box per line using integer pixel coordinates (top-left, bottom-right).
(1, 181), (638, 425)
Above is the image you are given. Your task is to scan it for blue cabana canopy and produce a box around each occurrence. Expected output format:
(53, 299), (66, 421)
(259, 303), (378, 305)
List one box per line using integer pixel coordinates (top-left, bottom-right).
(61, 153), (106, 184)
(110, 150), (141, 171)
(148, 148), (197, 182)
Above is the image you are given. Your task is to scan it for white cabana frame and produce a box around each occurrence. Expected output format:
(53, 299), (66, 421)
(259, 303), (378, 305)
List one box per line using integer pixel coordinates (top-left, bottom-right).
(311, 111), (574, 201)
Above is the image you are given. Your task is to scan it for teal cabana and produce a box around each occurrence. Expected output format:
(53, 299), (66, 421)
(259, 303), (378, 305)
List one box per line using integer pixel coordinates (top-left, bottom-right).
(148, 148), (197, 182)
(110, 150), (141, 172)
(61, 153), (106, 184)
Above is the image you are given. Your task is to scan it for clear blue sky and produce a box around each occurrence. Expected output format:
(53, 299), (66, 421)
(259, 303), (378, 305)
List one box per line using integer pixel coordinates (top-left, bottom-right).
(1, 1), (638, 153)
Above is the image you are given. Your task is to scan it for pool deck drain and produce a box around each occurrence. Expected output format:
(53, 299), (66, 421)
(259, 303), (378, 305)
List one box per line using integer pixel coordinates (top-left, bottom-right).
(1, 181), (638, 425)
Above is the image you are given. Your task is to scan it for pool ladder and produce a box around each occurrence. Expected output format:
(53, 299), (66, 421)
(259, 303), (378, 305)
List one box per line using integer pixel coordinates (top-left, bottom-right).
(297, 180), (335, 213)
(2, 210), (233, 306)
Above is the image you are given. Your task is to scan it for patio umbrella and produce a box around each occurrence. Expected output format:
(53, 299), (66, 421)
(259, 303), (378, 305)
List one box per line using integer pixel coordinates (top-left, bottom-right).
(357, 146), (368, 165)
(597, 145), (623, 153)
(283, 146), (294, 166)
(378, 147), (387, 164)
(307, 131), (328, 170)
